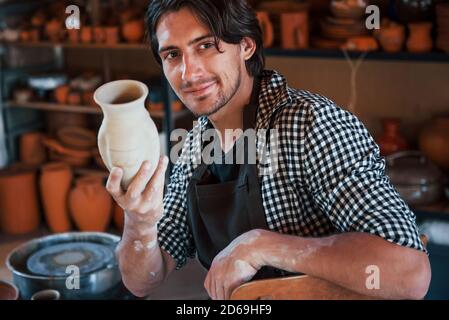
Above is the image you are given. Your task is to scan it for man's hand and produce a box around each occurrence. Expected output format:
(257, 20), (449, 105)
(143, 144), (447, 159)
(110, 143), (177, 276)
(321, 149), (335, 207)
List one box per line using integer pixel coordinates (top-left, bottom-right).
(204, 229), (265, 300)
(106, 155), (169, 238)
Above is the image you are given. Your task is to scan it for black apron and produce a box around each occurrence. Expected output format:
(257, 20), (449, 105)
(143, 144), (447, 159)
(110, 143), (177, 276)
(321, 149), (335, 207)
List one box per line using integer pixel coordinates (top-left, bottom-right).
(186, 79), (298, 281)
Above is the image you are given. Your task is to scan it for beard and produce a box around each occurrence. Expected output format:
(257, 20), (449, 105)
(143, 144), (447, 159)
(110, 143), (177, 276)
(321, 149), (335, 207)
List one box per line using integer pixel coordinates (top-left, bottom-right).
(185, 65), (242, 118)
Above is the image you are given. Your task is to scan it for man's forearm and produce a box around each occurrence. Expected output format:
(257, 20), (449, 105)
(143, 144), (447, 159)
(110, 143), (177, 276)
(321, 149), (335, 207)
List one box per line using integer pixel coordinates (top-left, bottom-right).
(116, 219), (166, 297)
(254, 230), (431, 299)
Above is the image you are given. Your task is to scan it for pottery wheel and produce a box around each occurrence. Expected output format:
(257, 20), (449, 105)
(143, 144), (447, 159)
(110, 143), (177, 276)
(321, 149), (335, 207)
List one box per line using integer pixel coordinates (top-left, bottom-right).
(26, 242), (114, 277)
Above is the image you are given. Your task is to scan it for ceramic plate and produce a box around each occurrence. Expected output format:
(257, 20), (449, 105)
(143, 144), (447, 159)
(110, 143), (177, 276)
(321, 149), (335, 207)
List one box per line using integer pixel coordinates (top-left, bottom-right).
(27, 242), (115, 277)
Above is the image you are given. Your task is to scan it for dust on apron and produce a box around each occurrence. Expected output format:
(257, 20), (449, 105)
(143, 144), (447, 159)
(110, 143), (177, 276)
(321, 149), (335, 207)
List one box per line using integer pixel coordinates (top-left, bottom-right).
(186, 78), (299, 281)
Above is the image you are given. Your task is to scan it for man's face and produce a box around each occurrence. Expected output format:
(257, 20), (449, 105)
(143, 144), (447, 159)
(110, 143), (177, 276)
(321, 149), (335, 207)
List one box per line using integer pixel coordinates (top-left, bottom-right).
(156, 8), (245, 117)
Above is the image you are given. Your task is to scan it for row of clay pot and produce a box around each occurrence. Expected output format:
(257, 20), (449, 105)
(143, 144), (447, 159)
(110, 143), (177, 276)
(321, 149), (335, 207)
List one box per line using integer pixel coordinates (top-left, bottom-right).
(0, 162), (124, 235)
(54, 85), (96, 107)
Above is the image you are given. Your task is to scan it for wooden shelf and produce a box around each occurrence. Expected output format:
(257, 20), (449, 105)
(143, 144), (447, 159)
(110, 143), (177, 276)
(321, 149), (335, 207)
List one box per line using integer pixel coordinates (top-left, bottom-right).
(6, 100), (192, 120)
(2, 40), (149, 50)
(3, 41), (449, 63)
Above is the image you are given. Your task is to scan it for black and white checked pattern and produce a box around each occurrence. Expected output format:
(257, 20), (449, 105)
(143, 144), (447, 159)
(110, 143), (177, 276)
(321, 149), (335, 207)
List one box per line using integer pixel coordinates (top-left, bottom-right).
(158, 70), (426, 270)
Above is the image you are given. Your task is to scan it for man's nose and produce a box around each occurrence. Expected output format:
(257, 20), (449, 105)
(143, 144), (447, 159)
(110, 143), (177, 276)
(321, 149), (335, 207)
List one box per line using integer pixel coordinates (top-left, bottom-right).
(181, 54), (202, 82)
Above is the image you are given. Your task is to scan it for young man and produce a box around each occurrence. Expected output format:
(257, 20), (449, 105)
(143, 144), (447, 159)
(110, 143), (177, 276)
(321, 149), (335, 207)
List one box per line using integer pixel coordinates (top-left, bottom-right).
(106, 0), (431, 300)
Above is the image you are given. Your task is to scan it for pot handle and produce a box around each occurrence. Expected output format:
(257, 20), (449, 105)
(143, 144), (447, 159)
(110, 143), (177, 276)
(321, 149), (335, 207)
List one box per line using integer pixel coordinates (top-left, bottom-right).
(385, 150), (426, 165)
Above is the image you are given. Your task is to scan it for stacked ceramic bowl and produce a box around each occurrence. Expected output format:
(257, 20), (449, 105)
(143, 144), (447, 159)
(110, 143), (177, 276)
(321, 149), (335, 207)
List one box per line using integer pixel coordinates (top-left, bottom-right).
(436, 3), (449, 53)
(314, 0), (369, 49)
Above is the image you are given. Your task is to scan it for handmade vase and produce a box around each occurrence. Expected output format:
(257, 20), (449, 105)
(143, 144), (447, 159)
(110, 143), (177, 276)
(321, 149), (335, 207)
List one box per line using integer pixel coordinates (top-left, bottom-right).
(419, 116), (449, 171)
(0, 165), (40, 235)
(20, 132), (47, 166)
(256, 11), (274, 48)
(407, 22), (433, 53)
(377, 24), (405, 53)
(121, 20), (144, 43)
(94, 80), (160, 189)
(69, 176), (112, 232)
(375, 118), (408, 156)
(280, 11), (309, 49)
(40, 162), (73, 233)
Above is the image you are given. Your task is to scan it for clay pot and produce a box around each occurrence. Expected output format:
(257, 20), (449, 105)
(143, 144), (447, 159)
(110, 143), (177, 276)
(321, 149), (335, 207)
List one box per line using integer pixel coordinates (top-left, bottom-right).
(40, 162), (73, 233)
(256, 12), (274, 48)
(67, 29), (80, 43)
(94, 80), (160, 189)
(0, 165), (40, 235)
(56, 126), (96, 150)
(112, 201), (124, 232)
(69, 176), (112, 231)
(82, 90), (96, 107)
(280, 11), (309, 49)
(29, 29), (40, 42)
(377, 24), (405, 53)
(105, 26), (120, 45)
(20, 30), (31, 42)
(94, 26), (106, 43)
(67, 91), (82, 105)
(20, 132), (47, 166)
(80, 26), (93, 44)
(42, 138), (92, 168)
(121, 19), (144, 43)
(419, 116), (449, 171)
(45, 112), (88, 136)
(45, 19), (62, 42)
(342, 36), (379, 51)
(407, 22), (433, 53)
(54, 85), (70, 104)
(376, 118), (409, 156)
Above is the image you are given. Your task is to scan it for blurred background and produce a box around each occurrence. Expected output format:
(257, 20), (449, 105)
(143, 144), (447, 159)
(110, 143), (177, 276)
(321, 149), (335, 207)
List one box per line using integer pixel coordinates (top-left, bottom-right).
(0, 0), (448, 300)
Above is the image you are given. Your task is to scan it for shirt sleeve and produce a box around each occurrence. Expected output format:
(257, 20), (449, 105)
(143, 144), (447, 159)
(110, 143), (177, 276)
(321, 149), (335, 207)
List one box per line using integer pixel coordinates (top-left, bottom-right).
(302, 100), (426, 253)
(158, 157), (196, 270)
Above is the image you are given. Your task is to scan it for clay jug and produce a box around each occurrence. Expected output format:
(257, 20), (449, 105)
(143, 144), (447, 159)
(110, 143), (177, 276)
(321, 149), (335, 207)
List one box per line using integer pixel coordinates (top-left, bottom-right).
(280, 11), (309, 49)
(407, 22), (433, 53)
(375, 118), (408, 156)
(256, 12), (274, 48)
(40, 162), (73, 233)
(20, 132), (47, 166)
(377, 24), (405, 53)
(69, 176), (112, 232)
(94, 80), (160, 189)
(419, 116), (449, 171)
(0, 165), (40, 235)
(122, 20), (144, 43)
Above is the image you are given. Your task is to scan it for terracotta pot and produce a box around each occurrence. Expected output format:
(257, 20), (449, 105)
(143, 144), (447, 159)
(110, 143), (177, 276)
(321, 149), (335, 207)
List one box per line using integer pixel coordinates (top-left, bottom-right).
(105, 27), (120, 44)
(407, 22), (433, 53)
(69, 176), (112, 231)
(80, 26), (93, 44)
(45, 112), (88, 136)
(112, 201), (124, 232)
(256, 12), (274, 48)
(419, 116), (449, 171)
(82, 90), (96, 107)
(56, 126), (96, 150)
(45, 19), (62, 42)
(377, 24), (405, 53)
(94, 26), (106, 43)
(42, 138), (92, 168)
(280, 11), (309, 49)
(20, 30), (31, 42)
(54, 85), (70, 104)
(375, 118), (409, 156)
(40, 162), (73, 233)
(0, 165), (40, 235)
(342, 36), (379, 51)
(122, 19), (144, 43)
(67, 91), (82, 105)
(67, 29), (79, 43)
(94, 80), (160, 189)
(29, 29), (40, 42)
(20, 132), (47, 166)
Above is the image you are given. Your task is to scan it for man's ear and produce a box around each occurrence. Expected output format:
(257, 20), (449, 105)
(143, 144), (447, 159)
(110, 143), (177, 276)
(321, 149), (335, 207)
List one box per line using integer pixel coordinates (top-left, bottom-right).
(240, 37), (256, 61)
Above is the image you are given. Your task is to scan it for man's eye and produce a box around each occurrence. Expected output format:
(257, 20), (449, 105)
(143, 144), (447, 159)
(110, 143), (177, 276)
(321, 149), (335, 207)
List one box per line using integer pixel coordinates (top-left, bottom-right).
(165, 51), (179, 60)
(200, 42), (215, 50)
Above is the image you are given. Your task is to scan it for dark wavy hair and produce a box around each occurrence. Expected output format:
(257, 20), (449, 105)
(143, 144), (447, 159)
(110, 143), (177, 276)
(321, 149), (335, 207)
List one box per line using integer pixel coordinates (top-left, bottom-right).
(145, 0), (265, 77)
